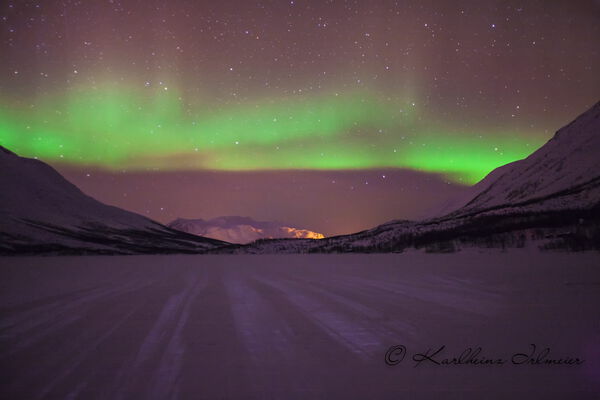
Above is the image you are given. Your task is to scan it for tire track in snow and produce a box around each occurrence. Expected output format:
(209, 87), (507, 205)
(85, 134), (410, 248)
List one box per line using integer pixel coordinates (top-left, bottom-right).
(1, 279), (153, 358)
(4, 279), (156, 398)
(253, 275), (391, 360)
(280, 276), (417, 339)
(111, 272), (206, 400)
(224, 272), (307, 396)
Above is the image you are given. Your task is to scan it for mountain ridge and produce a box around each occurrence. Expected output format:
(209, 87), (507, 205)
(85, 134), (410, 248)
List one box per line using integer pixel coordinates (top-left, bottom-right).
(168, 216), (324, 244)
(460, 101), (600, 213)
(2, 101), (598, 255)
(0, 146), (227, 255)
(220, 101), (600, 253)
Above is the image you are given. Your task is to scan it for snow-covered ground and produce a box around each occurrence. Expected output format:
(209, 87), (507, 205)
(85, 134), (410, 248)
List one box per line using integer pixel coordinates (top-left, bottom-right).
(1, 251), (599, 399)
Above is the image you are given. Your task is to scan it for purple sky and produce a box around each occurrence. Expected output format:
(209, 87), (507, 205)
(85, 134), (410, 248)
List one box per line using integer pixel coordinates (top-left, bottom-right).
(2, 1), (599, 235)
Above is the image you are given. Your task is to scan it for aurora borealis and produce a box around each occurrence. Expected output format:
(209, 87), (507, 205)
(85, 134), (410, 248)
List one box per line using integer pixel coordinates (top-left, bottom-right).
(1, 0), (599, 234)
(1, 85), (543, 183)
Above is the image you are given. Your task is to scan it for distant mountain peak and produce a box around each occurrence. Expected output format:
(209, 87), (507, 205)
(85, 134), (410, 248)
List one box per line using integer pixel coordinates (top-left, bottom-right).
(169, 216), (324, 244)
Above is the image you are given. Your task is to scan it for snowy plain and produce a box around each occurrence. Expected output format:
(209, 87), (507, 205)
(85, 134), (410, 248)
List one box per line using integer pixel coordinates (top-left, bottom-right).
(1, 251), (599, 399)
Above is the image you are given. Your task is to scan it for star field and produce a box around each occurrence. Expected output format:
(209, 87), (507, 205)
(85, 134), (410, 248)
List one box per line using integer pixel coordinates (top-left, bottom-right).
(1, 0), (599, 233)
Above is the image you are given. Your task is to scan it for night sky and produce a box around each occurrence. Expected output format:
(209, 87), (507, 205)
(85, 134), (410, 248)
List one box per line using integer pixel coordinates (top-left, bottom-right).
(1, 1), (599, 235)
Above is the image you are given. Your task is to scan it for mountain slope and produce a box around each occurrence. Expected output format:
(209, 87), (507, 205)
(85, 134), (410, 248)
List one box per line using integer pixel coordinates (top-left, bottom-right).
(169, 216), (324, 244)
(0, 147), (226, 255)
(422, 101), (599, 218)
(460, 101), (600, 213)
(230, 101), (600, 253)
(420, 161), (519, 219)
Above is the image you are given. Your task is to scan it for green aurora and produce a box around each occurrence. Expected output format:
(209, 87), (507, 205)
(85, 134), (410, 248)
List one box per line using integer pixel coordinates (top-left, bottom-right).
(0, 85), (545, 184)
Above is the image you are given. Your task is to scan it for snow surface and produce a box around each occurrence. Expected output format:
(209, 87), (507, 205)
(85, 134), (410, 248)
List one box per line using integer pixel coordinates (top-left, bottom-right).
(1, 251), (599, 399)
(169, 216), (324, 244)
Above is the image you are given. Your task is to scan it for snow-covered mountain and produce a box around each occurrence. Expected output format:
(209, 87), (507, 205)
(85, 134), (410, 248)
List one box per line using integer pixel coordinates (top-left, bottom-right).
(459, 101), (600, 214)
(3, 101), (598, 255)
(169, 216), (324, 244)
(420, 161), (518, 219)
(422, 101), (600, 218)
(229, 101), (600, 254)
(0, 147), (226, 255)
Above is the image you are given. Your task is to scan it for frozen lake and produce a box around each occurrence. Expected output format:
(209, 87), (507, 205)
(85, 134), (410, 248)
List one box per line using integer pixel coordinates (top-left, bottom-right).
(1, 251), (599, 399)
